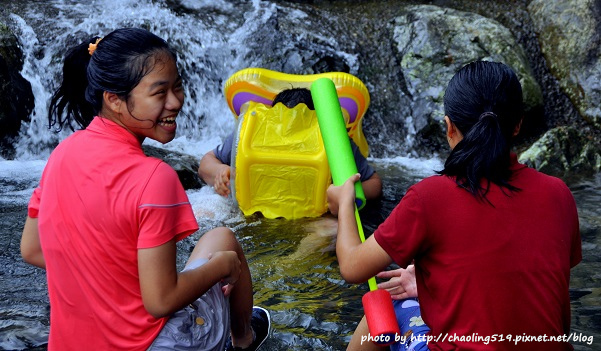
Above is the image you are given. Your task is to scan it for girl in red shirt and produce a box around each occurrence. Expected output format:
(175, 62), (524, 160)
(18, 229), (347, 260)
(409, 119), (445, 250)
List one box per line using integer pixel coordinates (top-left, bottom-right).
(21, 28), (269, 351)
(330, 61), (581, 351)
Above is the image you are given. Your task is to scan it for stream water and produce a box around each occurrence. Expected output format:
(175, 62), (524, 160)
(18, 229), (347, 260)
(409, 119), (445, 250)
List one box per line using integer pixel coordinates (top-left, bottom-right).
(0, 0), (599, 350)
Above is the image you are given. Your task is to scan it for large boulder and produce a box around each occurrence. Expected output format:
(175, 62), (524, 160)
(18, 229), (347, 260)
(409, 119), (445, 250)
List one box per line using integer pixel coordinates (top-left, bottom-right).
(0, 21), (34, 159)
(528, 0), (601, 131)
(388, 4), (543, 154)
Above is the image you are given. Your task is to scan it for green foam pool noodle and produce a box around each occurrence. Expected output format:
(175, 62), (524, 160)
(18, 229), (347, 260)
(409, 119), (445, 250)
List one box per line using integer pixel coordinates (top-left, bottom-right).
(311, 78), (366, 209)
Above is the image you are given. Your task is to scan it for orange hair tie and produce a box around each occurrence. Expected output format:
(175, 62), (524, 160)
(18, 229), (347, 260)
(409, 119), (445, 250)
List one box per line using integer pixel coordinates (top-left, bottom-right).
(88, 37), (102, 56)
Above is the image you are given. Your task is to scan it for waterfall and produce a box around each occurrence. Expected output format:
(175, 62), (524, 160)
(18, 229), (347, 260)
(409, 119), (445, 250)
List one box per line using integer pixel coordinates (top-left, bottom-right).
(6, 0), (277, 159)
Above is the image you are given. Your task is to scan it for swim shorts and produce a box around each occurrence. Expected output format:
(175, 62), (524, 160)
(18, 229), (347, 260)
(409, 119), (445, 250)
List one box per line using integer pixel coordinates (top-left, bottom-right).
(390, 298), (430, 351)
(148, 258), (230, 351)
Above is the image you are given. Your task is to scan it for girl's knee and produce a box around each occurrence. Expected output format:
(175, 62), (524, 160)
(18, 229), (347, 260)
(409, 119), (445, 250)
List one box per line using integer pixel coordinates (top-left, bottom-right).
(198, 227), (241, 252)
(205, 226), (235, 238)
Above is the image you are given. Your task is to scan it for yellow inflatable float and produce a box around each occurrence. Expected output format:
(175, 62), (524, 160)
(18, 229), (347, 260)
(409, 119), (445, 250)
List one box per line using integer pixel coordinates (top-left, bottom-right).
(223, 68), (371, 219)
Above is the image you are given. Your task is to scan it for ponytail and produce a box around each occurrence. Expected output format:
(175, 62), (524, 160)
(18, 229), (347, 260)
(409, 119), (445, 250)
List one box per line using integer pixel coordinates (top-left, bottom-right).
(48, 37), (100, 131)
(439, 61), (523, 202)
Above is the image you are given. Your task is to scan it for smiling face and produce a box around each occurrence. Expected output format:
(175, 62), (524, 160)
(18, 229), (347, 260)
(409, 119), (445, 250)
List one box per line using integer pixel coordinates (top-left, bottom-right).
(104, 50), (184, 144)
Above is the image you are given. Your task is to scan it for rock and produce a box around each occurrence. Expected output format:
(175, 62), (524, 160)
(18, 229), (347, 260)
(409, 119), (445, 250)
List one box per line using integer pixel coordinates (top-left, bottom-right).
(528, 0), (601, 131)
(142, 145), (205, 190)
(518, 126), (601, 181)
(228, 3), (544, 157)
(389, 4), (543, 154)
(0, 21), (34, 159)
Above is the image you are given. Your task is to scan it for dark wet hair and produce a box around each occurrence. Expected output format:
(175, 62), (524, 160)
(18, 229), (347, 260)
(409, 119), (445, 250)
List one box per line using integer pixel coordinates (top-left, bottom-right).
(272, 87), (314, 110)
(438, 61), (523, 201)
(48, 28), (177, 131)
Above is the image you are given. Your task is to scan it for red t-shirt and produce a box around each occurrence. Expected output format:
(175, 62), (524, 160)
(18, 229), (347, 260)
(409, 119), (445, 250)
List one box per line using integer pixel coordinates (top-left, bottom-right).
(374, 154), (581, 351)
(28, 117), (199, 350)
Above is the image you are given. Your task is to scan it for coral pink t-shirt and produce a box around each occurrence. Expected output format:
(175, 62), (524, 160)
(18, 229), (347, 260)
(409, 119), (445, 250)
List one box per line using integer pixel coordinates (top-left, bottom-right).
(28, 117), (199, 350)
(374, 155), (581, 351)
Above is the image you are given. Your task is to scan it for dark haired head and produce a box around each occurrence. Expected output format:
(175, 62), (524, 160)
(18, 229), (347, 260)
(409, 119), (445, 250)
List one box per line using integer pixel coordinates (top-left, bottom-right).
(272, 88), (314, 110)
(439, 61), (524, 201)
(48, 28), (176, 131)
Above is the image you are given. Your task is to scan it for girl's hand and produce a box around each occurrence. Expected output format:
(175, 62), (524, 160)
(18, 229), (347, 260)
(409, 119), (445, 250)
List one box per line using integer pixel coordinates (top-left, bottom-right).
(213, 165), (231, 197)
(376, 265), (418, 300)
(327, 173), (360, 216)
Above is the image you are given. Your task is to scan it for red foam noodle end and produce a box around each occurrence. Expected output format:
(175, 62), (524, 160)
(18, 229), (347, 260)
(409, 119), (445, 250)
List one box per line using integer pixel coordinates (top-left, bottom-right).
(362, 289), (400, 346)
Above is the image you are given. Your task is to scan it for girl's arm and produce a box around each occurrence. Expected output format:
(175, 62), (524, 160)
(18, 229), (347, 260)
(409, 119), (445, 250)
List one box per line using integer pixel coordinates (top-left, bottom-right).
(198, 150), (231, 197)
(138, 240), (240, 318)
(362, 172), (383, 200)
(328, 174), (392, 283)
(21, 216), (46, 269)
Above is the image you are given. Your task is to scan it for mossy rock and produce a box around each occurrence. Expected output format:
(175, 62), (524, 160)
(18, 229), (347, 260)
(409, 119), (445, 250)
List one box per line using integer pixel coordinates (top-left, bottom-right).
(528, 0), (601, 130)
(518, 126), (601, 181)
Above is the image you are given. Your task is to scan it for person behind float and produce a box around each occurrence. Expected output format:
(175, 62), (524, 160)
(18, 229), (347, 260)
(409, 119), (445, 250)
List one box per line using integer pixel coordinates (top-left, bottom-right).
(20, 27), (270, 351)
(328, 61), (581, 351)
(198, 87), (382, 215)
